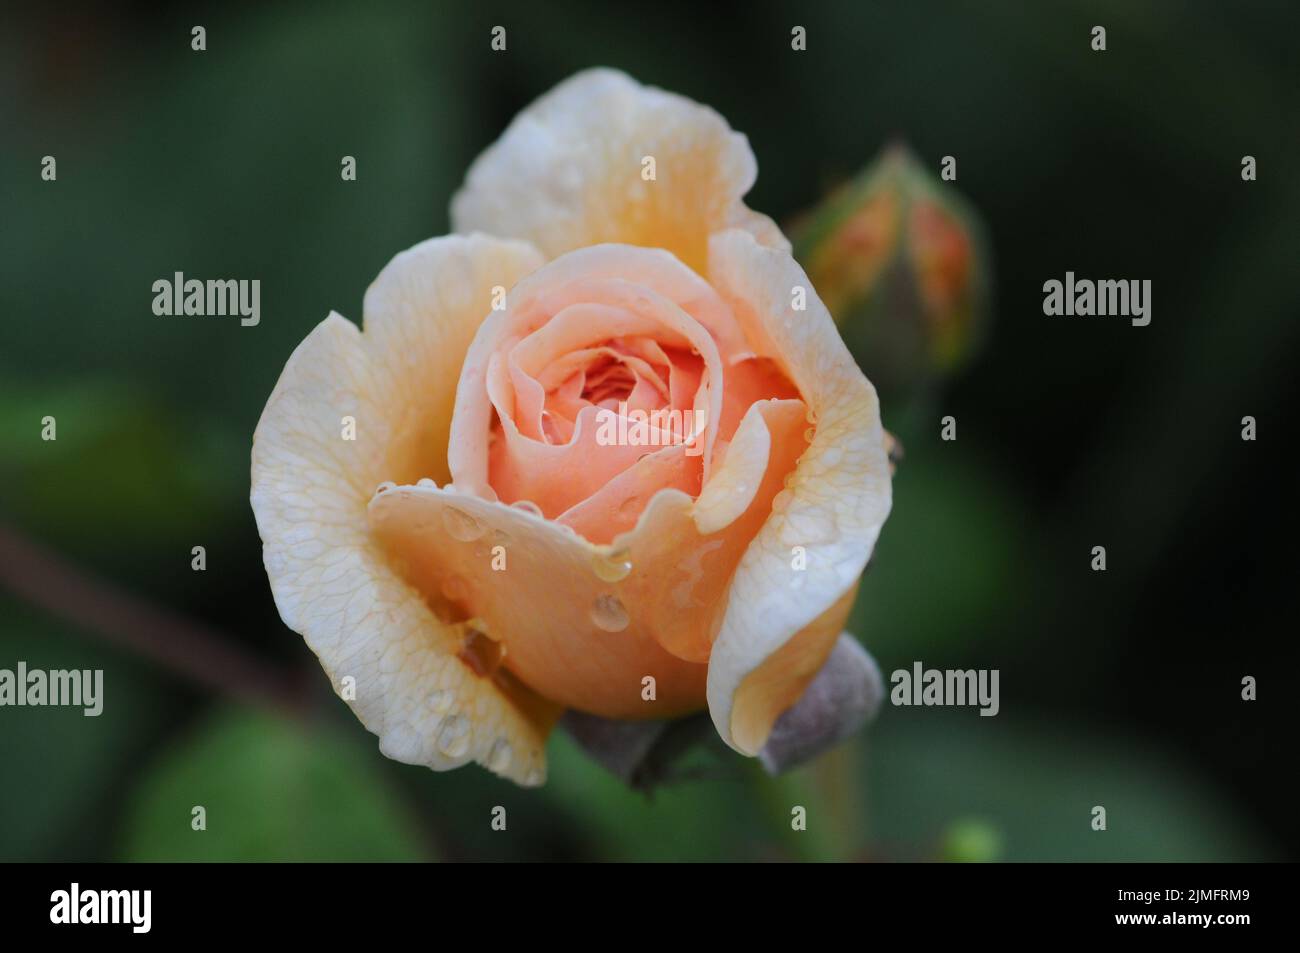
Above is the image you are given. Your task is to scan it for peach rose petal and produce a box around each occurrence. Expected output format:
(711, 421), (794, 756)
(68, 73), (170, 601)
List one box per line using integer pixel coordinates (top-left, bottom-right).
(703, 229), (894, 755)
(450, 68), (789, 275)
(251, 234), (561, 786)
(617, 397), (810, 664)
(367, 485), (711, 718)
(369, 397), (809, 715)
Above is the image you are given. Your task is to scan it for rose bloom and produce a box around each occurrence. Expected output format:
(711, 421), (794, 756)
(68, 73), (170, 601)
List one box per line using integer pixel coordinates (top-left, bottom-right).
(251, 70), (892, 786)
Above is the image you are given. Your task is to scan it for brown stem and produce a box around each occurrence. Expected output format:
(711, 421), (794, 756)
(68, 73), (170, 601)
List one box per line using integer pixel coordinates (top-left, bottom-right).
(0, 524), (305, 715)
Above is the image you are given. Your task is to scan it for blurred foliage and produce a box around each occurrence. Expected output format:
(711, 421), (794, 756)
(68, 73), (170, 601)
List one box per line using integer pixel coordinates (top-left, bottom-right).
(0, 0), (1295, 861)
(867, 712), (1272, 862)
(942, 818), (1004, 863)
(0, 380), (239, 551)
(0, 604), (174, 862)
(121, 707), (430, 861)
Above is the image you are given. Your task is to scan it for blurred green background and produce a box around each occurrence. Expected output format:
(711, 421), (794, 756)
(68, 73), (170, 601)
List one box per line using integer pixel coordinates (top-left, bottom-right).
(1, 1), (1295, 861)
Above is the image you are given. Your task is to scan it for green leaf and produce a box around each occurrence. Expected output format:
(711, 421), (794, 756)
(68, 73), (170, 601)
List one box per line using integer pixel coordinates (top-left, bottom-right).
(121, 706), (432, 861)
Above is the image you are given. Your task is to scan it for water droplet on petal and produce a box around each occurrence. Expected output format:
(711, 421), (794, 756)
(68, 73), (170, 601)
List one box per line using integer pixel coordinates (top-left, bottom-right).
(590, 594), (630, 632)
(591, 550), (633, 583)
(488, 738), (513, 773)
(428, 689), (454, 715)
(442, 506), (484, 542)
(436, 714), (471, 758)
(416, 477), (436, 487)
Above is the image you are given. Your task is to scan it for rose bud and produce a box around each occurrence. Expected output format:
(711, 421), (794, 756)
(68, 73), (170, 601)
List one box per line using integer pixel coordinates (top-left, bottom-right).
(251, 70), (893, 786)
(792, 144), (991, 399)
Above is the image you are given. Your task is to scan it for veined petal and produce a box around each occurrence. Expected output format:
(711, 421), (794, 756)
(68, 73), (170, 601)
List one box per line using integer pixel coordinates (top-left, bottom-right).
(451, 68), (787, 274)
(250, 235), (556, 785)
(704, 229), (893, 755)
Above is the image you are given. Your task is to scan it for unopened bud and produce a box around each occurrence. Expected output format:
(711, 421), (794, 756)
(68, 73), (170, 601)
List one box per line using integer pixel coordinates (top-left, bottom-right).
(793, 144), (991, 398)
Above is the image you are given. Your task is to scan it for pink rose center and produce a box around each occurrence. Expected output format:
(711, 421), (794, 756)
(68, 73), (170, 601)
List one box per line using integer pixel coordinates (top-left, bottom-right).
(449, 246), (801, 544)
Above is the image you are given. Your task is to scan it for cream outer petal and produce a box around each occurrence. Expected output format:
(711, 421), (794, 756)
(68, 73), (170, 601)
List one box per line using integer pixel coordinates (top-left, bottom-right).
(250, 234), (555, 785)
(704, 230), (894, 755)
(450, 68), (788, 275)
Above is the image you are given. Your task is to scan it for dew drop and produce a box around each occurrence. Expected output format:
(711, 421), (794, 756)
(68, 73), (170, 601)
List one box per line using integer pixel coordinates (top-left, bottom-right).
(590, 594), (630, 632)
(427, 689), (454, 715)
(488, 738), (513, 773)
(416, 477), (436, 487)
(436, 714), (471, 758)
(442, 506), (484, 542)
(591, 549), (633, 583)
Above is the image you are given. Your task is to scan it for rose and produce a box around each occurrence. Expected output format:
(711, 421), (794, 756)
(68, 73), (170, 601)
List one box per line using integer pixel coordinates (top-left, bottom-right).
(251, 69), (892, 786)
